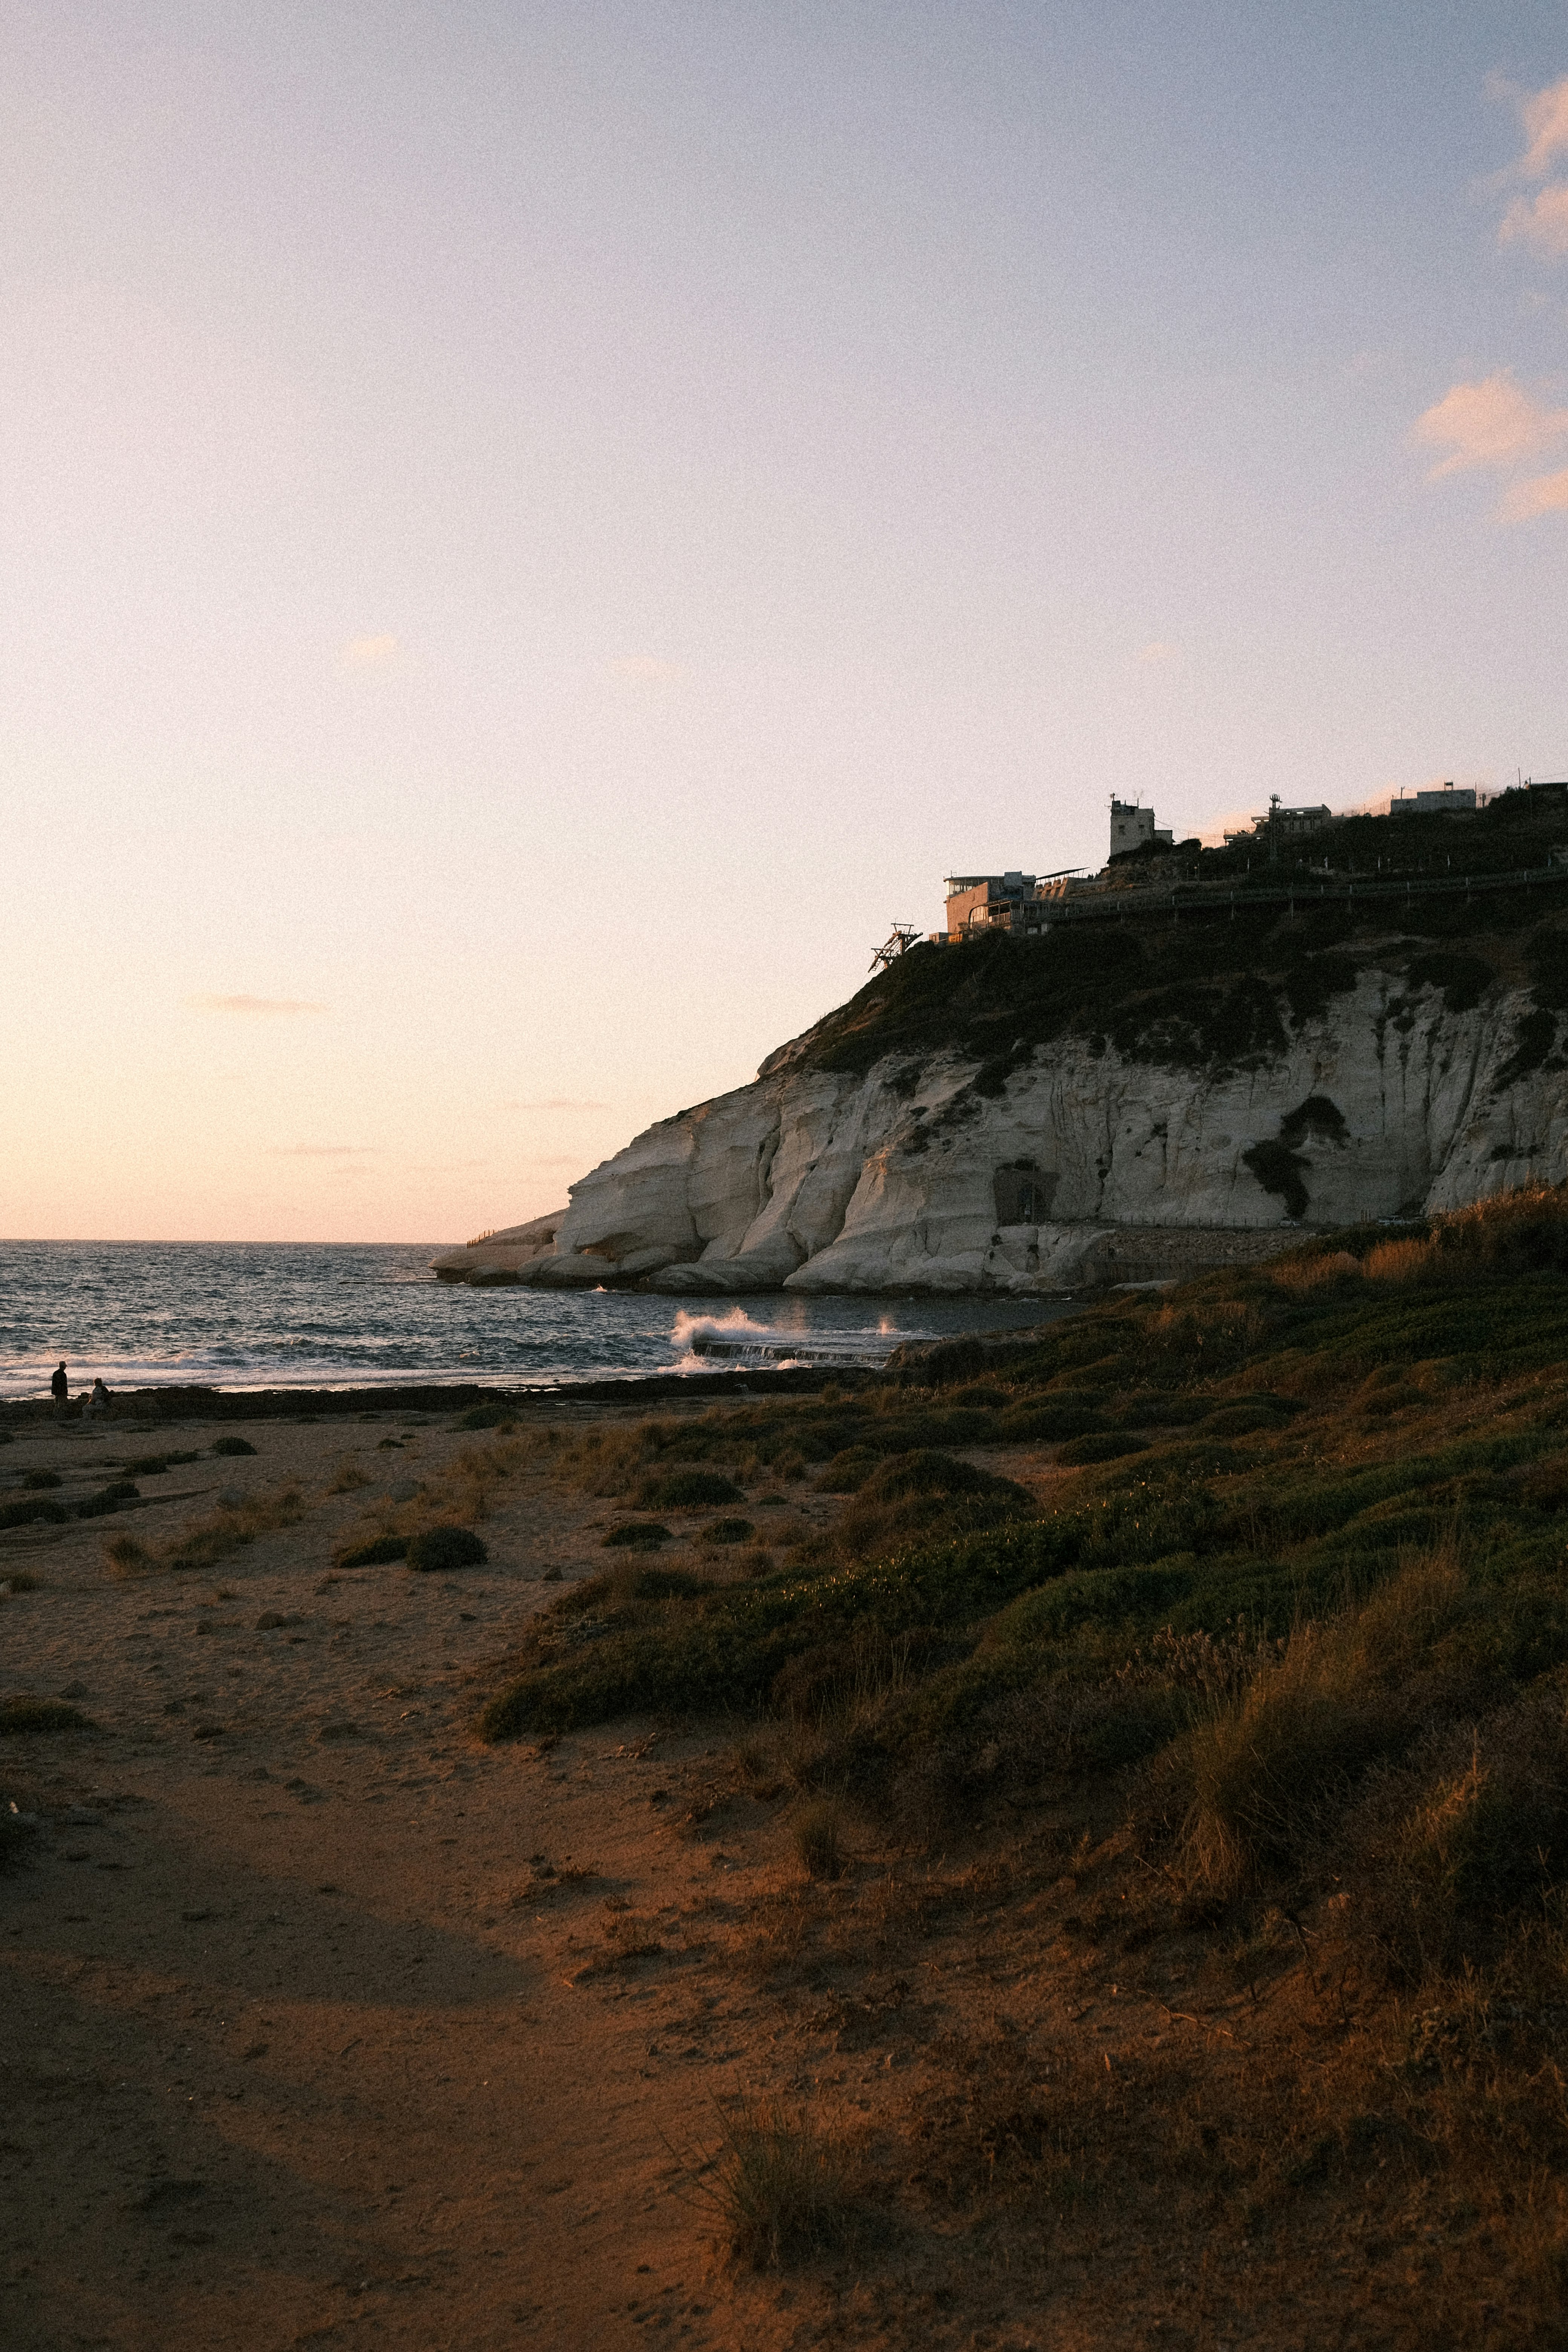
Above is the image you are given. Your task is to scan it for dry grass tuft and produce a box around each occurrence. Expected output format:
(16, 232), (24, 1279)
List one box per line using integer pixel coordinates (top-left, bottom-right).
(108, 1484), (310, 1574)
(1159, 1547), (1471, 1894)
(705, 2100), (854, 2268)
(1362, 1236), (1431, 1283)
(326, 1455), (372, 1493)
(167, 1485), (307, 1568)
(1272, 1248), (1361, 1292)
(103, 1534), (155, 1577)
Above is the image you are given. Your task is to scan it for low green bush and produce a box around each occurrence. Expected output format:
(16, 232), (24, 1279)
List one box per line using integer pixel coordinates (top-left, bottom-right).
(816, 1449), (878, 1493)
(211, 1436), (257, 1458)
(0, 1698), (90, 1736)
(406, 1525), (488, 1573)
(602, 1521), (672, 1549)
(1200, 1403), (1288, 1436)
(74, 1481), (139, 1519)
(336, 1534), (409, 1566)
(457, 1401), (514, 1430)
(636, 1468), (744, 1508)
(0, 1497), (67, 1530)
(996, 1403), (1106, 1442)
(1056, 1432), (1149, 1466)
(20, 1470), (61, 1490)
(798, 1450), (1033, 1573)
(702, 1517), (755, 1545)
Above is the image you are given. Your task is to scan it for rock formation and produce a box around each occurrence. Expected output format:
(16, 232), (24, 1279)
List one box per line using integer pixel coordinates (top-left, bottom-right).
(434, 908), (1568, 1295)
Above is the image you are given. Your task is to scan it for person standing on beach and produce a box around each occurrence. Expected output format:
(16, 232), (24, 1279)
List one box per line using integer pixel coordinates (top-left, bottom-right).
(50, 1362), (68, 1414)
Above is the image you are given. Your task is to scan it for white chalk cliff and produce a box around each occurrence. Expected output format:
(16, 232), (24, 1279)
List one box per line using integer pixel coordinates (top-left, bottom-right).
(432, 960), (1568, 1295)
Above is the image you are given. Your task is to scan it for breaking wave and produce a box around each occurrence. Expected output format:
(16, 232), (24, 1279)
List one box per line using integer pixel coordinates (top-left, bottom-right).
(669, 1308), (902, 1371)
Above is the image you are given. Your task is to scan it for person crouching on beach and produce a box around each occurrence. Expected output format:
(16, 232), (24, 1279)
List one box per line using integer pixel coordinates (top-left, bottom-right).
(50, 1362), (68, 1416)
(86, 1379), (110, 1418)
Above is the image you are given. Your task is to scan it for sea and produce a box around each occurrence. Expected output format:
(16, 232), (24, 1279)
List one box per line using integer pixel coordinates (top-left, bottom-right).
(0, 1241), (1070, 1401)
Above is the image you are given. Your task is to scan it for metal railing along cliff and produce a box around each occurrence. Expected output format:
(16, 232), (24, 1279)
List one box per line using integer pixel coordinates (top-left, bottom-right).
(979, 861), (1568, 933)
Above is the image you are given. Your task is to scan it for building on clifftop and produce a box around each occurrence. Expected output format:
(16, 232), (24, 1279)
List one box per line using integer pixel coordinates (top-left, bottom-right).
(1109, 797), (1173, 858)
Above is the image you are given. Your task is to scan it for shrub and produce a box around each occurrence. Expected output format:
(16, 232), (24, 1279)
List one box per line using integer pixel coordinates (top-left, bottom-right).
(335, 1534), (409, 1566)
(816, 1449), (878, 1493)
(1405, 948), (1494, 1012)
(801, 1450), (1032, 1570)
(0, 1497), (67, 1530)
(211, 1436), (257, 1457)
(74, 1481), (140, 1519)
(1273, 1248), (1361, 1292)
(457, 1401), (514, 1430)
(636, 1468), (744, 1508)
(1339, 1688), (1568, 1981)
(1200, 1403), (1286, 1437)
(406, 1525), (488, 1573)
(166, 1484), (306, 1568)
(602, 1521), (672, 1550)
(1362, 1237), (1430, 1284)
(702, 1518), (755, 1545)
(707, 2101), (853, 2269)
(0, 1698), (90, 1736)
(793, 1799), (847, 1880)
(996, 1402), (1106, 1442)
(1150, 1554), (1474, 1893)
(103, 1535), (154, 1576)
(1056, 1432), (1149, 1466)
(20, 1470), (61, 1490)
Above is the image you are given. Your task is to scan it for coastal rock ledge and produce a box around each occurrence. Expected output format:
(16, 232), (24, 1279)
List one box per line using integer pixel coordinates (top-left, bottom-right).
(433, 939), (1568, 1295)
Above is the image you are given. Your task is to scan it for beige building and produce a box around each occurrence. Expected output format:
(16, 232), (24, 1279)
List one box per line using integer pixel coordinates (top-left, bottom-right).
(1109, 797), (1173, 858)
(943, 871), (1038, 939)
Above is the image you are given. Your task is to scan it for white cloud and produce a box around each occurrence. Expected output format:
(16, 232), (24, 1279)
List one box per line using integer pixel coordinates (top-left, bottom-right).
(1413, 372), (1568, 474)
(186, 994), (327, 1015)
(1499, 466), (1568, 523)
(340, 632), (400, 668)
(1500, 184), (1568, 257)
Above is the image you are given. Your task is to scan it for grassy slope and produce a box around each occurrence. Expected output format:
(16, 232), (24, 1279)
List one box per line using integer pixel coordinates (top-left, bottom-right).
(478, 1188), (1568, 2334)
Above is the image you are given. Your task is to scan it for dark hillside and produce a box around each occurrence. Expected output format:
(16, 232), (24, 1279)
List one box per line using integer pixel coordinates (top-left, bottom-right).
(781, 789), (1568, 1083)
(800, 885), (1568, 1081)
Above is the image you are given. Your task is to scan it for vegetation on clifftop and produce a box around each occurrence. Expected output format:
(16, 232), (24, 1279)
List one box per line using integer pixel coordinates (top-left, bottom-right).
(786, 792), (1568, 1082)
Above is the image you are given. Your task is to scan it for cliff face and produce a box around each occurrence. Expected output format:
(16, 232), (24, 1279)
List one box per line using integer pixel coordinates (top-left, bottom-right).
(432, 803), (1568, 1294)
(435, 936), (1568, 1294)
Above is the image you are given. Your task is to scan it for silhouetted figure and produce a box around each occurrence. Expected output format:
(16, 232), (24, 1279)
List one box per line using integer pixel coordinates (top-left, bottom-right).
(86, 1379), (110, 1418)
(50, 1362), (68, 1414)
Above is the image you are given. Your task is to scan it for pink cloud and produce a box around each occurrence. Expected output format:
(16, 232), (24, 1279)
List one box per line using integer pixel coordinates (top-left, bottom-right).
(1414, 372), (1568, 475)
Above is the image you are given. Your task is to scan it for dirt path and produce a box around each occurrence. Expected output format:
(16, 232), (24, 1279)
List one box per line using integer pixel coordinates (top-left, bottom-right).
(2, 1409), (815, 2352)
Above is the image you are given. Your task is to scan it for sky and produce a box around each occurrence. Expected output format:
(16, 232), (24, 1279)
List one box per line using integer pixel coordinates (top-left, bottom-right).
(3, 0), (1567, 1242)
